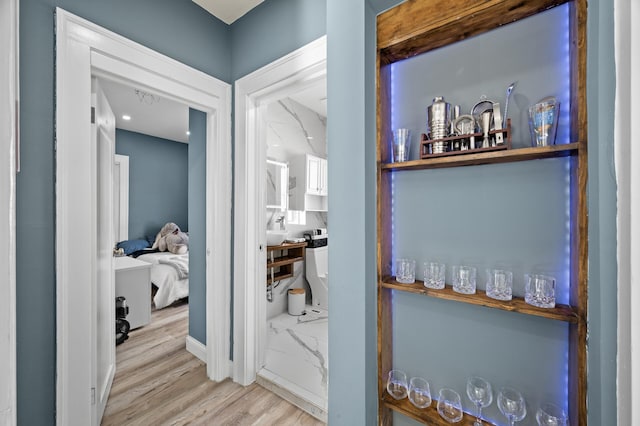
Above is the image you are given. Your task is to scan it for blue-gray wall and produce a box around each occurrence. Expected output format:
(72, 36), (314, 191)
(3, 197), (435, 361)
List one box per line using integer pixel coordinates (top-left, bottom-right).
(18, 0), (229, 423)
(188, 109), (207, 344)
(327, 1), (378, 424)
(230, 0), (327, 80)
(115, 129), (188, 241)
(586, 0), (618, 423)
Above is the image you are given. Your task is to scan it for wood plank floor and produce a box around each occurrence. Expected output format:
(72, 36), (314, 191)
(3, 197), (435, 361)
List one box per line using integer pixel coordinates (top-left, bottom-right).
(102, 300), (325, 426)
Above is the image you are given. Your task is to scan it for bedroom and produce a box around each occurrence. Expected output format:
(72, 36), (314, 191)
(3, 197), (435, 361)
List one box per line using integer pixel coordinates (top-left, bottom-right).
(106, 77), (193, 312)
(100, 77), (205, 420)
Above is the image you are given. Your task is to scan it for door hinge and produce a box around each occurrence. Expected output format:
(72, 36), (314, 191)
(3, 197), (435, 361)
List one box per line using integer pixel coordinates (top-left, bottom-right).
(91, 107), (95, 124)
(91, 387), (96, 405)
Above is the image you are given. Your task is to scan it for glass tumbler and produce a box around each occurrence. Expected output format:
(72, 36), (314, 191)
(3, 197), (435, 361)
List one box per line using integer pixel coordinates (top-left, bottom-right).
(452, 265), (476, 294)
(528, 97), (560, 147)
(408, 377), (432, 408)
(525, 274), (556, 308)
(486, 268), (513, 301)
(392, 128), (411, 162)
(386, 369), (408, 400)
(424, 261), (446, 289)
(396, 258), (416, 284)
(437, 388), (463, 423)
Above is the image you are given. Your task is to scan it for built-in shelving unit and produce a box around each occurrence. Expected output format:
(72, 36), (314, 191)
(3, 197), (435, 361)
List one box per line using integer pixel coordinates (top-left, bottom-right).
(376, 1), (588, 425)
(266, 242), (306, 284)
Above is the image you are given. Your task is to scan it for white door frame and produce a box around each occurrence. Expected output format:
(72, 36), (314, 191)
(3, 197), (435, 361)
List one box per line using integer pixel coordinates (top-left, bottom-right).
(233, 36), (326, 385)
(55, 9), (232, 425)
(0, 0), (18, 423)
(616, 0), (639, 424)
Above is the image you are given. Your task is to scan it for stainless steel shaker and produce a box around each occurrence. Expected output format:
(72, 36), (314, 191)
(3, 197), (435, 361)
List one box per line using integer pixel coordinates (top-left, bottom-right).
(427, 96), (451, 153)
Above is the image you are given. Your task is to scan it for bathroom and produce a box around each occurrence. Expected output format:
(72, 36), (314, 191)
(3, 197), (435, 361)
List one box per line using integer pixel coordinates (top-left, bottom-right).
(259, 77), (329, 422)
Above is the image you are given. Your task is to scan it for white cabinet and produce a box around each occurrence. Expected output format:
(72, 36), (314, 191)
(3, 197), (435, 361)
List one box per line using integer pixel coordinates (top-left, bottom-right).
(291, 154), (328, 211)
(114, 256), (151, 330)
(306, 155), (327, 196)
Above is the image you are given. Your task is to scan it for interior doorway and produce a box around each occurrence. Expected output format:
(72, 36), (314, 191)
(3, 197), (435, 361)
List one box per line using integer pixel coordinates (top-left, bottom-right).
(55, 9), (231, 424)
(233, 34), (326, 392)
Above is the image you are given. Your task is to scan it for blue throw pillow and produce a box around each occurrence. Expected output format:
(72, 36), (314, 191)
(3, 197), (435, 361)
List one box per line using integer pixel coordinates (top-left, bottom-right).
(116, 239), (150, 255)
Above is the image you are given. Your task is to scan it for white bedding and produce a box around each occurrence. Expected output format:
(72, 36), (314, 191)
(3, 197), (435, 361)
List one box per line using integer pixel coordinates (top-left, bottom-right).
(135, 251), (189, 309)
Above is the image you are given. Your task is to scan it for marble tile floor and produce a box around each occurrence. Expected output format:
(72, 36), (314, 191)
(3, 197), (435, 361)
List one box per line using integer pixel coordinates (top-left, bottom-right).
(258, 305), (328, 423)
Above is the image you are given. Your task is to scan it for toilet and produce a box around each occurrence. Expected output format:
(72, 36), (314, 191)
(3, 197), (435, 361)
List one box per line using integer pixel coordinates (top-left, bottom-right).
(305, 244), (328, 311)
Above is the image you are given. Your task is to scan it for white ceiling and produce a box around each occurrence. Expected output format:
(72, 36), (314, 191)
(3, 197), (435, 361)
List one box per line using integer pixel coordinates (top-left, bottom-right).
(100, 79), (190, 143)
(192, 0), (264, 24)
(100, 77), (326, 144)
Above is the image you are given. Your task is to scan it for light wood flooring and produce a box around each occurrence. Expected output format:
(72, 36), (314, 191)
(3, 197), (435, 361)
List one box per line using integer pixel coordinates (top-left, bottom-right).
(102, 300), (325, 426)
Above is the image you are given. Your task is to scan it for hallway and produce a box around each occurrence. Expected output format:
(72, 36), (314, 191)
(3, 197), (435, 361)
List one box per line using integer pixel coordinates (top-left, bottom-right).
(102, 301), (324, 425)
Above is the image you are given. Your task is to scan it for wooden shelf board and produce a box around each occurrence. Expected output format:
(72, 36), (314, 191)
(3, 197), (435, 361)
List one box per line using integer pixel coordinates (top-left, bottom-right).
(380, 142), (580, 172)
(381, 392), (490, 426)
(377, 0), (570, 64)
(266, 255), (304, 269)
(381, 277), (580, 323)
(266, 241), (307, 251)
(267, 271), (293, 284)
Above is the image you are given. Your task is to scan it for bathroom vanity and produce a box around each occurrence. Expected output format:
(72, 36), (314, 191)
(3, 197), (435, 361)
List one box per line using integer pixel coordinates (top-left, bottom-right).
(266, 241), (306, 284)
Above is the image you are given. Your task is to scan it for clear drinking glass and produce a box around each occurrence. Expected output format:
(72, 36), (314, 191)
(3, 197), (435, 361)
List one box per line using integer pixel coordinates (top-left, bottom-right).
(466, 376), (493, 426)
(452, 265), (476, 294)
(437, 388), (463, 423)
(424, 261), (446, 289)
(392, 128), (411, 162)
(386, 369), (408, 400)
(486, 268), (513, 301)
(536, 402), (568, 426)
(497, 387), (527, 426)
(525, 274), (556, 308)
(408, 377), (432, 408)
(396, 259), (416, 284)
(528, 97), (560, 147)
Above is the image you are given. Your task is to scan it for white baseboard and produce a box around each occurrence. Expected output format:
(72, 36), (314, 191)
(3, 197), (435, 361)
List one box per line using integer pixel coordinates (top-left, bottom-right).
(185, 335), (206, 363)
(185, 336), (234, 380)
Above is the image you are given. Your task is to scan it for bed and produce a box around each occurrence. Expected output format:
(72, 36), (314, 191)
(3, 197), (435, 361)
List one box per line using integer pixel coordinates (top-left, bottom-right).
(134, 251), (189, 309)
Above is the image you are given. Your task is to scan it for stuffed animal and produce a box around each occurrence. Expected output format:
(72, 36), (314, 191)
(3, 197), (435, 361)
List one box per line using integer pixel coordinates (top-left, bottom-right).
(151, 222), (189, 254)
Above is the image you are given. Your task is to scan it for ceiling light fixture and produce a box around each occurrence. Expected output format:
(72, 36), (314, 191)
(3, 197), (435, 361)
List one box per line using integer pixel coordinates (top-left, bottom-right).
(186, 131), (191, 136)
(122, 114), (131, 121)
(134, 88), (159, 105)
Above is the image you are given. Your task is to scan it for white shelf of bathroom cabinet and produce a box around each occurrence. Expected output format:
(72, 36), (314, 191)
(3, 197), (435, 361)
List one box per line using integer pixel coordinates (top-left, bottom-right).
(379, 142), (581, 172)
(381, 277), (581, 323)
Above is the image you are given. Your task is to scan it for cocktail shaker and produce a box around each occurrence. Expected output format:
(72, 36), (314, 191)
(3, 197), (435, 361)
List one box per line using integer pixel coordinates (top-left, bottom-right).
(426, 96), (451, 153)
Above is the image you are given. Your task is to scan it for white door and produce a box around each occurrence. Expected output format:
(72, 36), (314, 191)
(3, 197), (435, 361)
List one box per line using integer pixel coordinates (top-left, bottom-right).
(91, 78), (116, 425)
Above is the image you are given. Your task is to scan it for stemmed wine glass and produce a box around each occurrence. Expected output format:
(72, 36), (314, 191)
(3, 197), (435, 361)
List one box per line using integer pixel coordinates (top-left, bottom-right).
(497, 387), (527, 426)
(536, 402), (568, 426)
(466, 376), (492, 426)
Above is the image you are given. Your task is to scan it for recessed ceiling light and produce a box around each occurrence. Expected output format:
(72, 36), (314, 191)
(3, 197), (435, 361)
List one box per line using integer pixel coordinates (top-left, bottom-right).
(306, 136), (314, 140)
(122, 114), (131, 121)
(186, 131), (191, 136)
